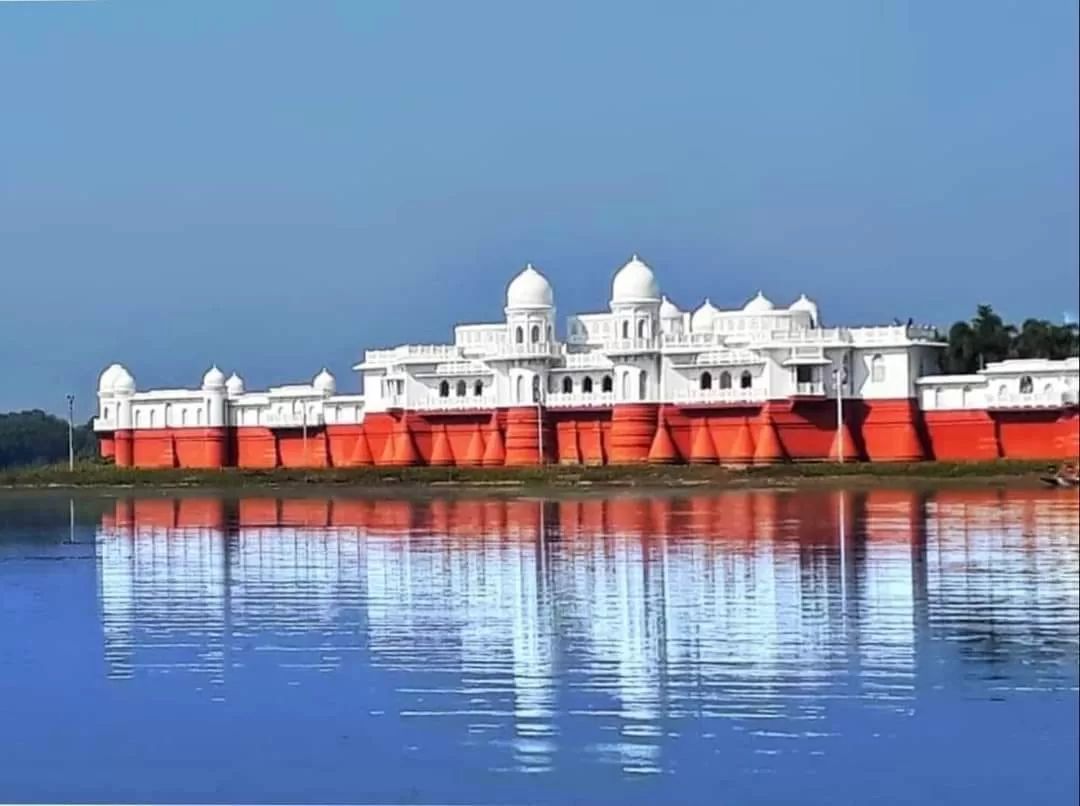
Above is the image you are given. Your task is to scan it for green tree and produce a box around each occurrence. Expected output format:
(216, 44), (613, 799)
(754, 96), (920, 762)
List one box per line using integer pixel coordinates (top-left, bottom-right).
(0, 410), (98, 469)
(943, 305), (1079, 373)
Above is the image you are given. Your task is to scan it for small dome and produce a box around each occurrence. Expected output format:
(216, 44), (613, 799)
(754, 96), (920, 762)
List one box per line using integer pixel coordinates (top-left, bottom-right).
(743, 291), (775, 313)
(202, 365), (226, 390)
(225, 373), (245, 396)
(611, 254), (661, 304)
(691, 299), (720, 332)
(112, 365), (136, 395)
(789, 293), (817, 315)
(659, 295), (681, 319)
(506, 263), (554, 310)
(98, 363), (124, 393)
(313, 368), (336, 395)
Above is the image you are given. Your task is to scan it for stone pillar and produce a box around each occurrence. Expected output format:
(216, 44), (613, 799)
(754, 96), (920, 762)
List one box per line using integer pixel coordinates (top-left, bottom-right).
(114, 430), (134, 467)
(504, 407), (541, 466)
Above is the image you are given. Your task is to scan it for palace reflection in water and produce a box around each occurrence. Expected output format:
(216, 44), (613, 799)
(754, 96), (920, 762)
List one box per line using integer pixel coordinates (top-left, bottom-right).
(92, 488), (1080, 782)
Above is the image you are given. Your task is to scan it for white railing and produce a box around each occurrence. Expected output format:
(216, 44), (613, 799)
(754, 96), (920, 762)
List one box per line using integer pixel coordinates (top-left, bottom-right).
(604, 338), (660, 353)
(415, 394), (499, 411)
(661, 332), (724, 349)
(263, 410), (324, 428)
(695, 349), (766, 366)
(987, 391), (1070, 409)
(545, 392), (617, 409)
(562, 352), (614, 369)
(364, 344), (463, 364)
(431, 361), (493, 375)
(795, 382), (826, 396)
(672, 387), (767, 405)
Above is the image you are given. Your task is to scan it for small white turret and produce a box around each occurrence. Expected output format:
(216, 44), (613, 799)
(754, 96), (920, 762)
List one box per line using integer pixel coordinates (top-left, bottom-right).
(313, 368), (337, 396)
(202, 365), (227, 391)
(691, 299), (719, 332)
(225, 372), (245, 397)
(743, 291), (775, 313)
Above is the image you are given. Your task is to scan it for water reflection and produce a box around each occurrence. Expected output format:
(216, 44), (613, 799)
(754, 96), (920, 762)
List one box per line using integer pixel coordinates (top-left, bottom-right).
(94, 488), (1080, 777)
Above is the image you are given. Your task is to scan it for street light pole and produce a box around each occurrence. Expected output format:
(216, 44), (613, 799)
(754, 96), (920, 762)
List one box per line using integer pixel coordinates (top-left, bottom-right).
(65, 394), (75, 471)
(833, 366), (845, 464)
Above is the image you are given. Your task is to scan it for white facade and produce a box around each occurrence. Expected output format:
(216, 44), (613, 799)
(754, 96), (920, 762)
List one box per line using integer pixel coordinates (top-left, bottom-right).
(352, 255), (947, 416)
(917, 357), (1080, 412)
(95, 254), (960, 432)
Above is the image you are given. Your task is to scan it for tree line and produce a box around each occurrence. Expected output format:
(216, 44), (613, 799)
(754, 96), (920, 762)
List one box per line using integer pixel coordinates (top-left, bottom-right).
(941, 304), (1079, 374)
(0, 304), (1076, 469)
(0, 410), (98, 469)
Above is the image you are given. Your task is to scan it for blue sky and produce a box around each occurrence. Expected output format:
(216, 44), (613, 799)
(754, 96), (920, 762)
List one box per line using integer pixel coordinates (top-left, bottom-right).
(1, 0), (1076, 415)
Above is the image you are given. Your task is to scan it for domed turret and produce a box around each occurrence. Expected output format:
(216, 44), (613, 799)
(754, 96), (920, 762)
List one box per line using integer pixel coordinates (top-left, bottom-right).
(789, 293), (818, 323)
(112, 365), (136, 395)
(691, 299), (720, 332)
(659, 295), (681, 320)
(313, 368), (336, 396)
(743, 291), (775, 313)
(98, 363), (124, 394)
(611, 254), (660, 305)
(225, 372), (245, 396)
(506, 263), (554, 310)
(201, 365), (226, 391)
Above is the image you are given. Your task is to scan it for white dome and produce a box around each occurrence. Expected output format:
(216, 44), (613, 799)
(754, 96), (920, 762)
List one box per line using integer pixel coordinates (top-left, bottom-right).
(789, 293), (818, 315)
(112, 365), (136, 395)
(313, 368), (336, 395)
(659, 295), (681, 319)
(743, 291), (775, 313)
(691, 299), (720, 332)
(98, 363), (124, 393)
(506, 264), (554, 310)
(226, 373), (245, 396)
(611, 254), (660, 304)
(202, 365), (226, 390)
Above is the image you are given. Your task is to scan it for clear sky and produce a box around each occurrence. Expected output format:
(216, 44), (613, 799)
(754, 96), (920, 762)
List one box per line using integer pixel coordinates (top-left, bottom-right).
(1, 0), (1077, 415)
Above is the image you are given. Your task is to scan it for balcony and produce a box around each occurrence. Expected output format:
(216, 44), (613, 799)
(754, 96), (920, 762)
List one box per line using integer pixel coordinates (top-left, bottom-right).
(416, 394), (499, 412)
(793, 381), (826, 397)
(545, 392), (616, 409)
(986, 391), (1072, 410)
(604, 337), (660, 355)
(263, 410), (324, 429)
(671, 388), (767, 406)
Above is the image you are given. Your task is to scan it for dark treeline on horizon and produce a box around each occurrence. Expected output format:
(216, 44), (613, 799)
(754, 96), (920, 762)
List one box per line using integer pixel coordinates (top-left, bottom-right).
(0, 305), (1076, 469)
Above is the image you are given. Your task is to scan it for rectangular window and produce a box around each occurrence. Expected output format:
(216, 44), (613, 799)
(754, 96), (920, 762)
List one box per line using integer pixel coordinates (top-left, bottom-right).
(796, 365), (814, 384)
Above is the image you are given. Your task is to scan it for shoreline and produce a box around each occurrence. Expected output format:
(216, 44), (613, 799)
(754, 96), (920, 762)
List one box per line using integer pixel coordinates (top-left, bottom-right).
(0, 460), (1069, 495)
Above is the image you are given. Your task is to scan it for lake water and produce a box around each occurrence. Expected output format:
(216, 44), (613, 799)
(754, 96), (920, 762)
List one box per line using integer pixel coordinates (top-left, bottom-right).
(0, 486), (1077, 805)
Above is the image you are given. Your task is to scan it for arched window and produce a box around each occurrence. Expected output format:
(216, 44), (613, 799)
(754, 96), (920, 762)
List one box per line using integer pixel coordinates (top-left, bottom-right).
(562, 377), (573, 394)
(1043, 383), (1053, 397)
(134, 410), (142, 428)
(621, 372), (630, 399)
(933, 388), (944, 409)
(870, 354), (885, 383)
(639, 372), (648, 401)
(998, 384), (1008, 400)
(583, 376), (594, 394)
(740, 371), (753, 389)
(961, 385), (972, 407)
(196, 408), (203, 425)
(515, 375), (525, 403)
(473, 380), (484, 397)
(180, 409), (187, 426)
(532, 375), (541, 402)
(456, 380), (467, 397)
(546, 324), (553, 341)
(104, 406), (111, 421)
(515, 326), (524, 344)
(638, 320), (646, 339)
(719, 371), (732, 389)
(148, 409), (156, 428)
(1019, 375), (1033, 394)
(531, 325), (540, 344)
(439, 380), (450, 398)
(700, 372), (713, 391)
(622, 320), (629, 339)
(601, 375), (613, 393)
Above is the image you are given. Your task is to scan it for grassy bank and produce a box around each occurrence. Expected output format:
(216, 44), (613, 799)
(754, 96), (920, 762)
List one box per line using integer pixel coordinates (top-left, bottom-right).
(0, 459), (1064, 492)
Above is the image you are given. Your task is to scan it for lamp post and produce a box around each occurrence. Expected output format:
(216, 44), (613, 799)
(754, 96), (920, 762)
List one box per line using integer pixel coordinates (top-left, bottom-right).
(65, 394), (75, 471)
(832, 363), (847, 464)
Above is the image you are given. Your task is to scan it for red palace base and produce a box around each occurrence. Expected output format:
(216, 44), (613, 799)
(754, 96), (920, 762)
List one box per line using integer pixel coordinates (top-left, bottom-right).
(97, 399), (1080, 469)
